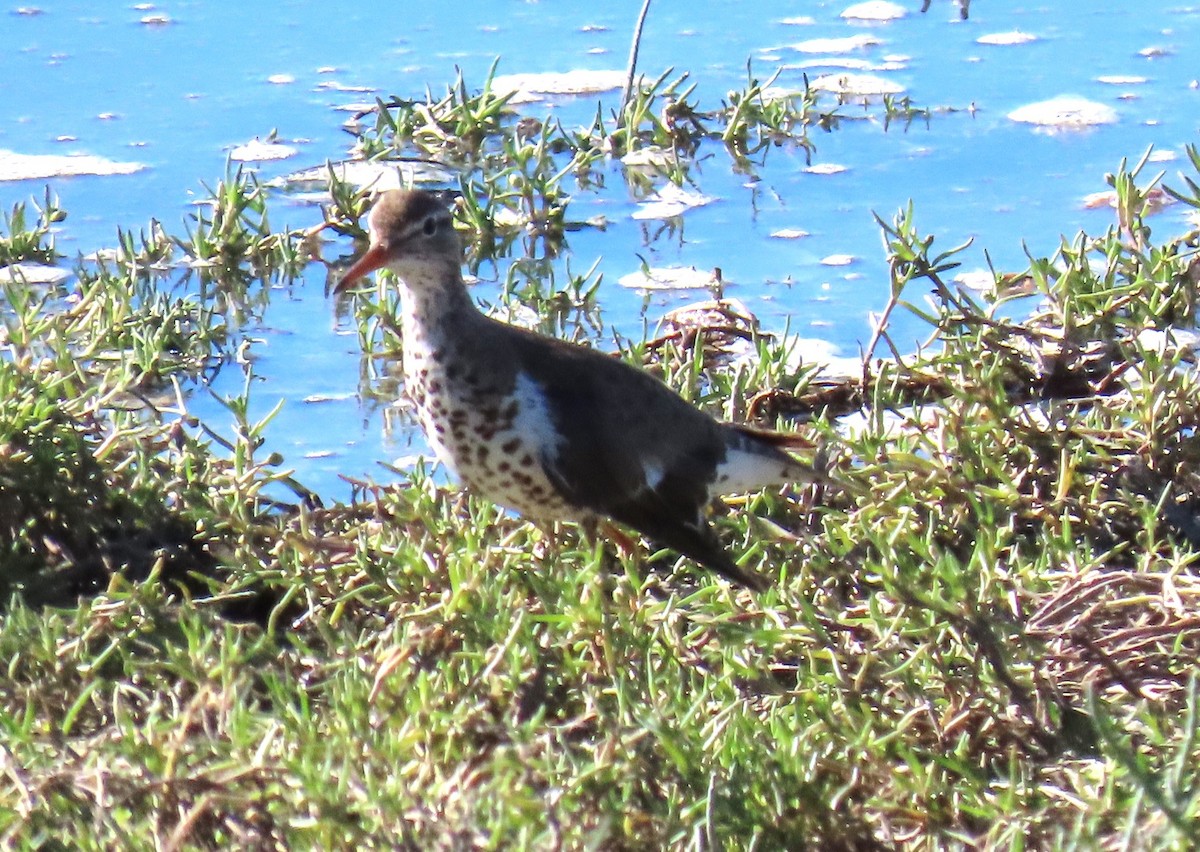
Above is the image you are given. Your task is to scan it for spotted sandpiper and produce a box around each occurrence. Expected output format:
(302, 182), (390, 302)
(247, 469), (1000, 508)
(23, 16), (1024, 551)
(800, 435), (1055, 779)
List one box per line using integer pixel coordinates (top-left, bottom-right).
(336, 189), (832, 590)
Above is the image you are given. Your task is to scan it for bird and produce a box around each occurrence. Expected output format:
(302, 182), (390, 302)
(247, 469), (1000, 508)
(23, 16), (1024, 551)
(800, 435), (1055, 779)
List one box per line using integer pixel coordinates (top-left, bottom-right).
(334, 189), (834, 591)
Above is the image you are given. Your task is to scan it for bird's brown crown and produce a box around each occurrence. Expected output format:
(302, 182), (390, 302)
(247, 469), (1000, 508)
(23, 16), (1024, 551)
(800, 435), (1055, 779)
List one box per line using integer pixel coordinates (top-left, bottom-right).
(367, 190), (456, 254)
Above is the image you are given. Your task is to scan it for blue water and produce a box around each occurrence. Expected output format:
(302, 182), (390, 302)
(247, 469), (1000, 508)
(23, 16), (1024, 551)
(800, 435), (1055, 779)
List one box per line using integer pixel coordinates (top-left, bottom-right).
(3, 1), (1200, 498)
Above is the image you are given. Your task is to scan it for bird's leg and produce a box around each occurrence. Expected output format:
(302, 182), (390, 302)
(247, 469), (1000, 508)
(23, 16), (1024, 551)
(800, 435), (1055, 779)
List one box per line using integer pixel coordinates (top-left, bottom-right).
(597, 519), (639, 557)
(531, 522), (557, 562)
(499, 520), (556, 561)
(578, 517), (640, 577)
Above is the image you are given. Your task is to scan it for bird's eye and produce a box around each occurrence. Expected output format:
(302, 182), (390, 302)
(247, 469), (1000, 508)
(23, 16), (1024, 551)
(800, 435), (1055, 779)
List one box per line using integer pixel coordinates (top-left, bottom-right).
(422, 216), (438, 236)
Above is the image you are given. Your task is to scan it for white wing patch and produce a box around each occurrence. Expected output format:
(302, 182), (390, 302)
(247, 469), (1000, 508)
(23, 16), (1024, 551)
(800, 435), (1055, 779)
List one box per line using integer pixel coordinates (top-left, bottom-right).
(642, 458), (666, 491)
(512, 371), (563, 456)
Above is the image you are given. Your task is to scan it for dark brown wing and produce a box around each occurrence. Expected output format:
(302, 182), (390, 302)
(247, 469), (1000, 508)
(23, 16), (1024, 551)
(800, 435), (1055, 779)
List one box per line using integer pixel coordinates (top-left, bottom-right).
(509, 333), (769, 590)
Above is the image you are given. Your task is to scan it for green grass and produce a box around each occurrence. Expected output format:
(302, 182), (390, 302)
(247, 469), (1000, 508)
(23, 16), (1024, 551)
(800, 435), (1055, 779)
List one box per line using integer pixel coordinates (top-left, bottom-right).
(2, 70), (1200, 850)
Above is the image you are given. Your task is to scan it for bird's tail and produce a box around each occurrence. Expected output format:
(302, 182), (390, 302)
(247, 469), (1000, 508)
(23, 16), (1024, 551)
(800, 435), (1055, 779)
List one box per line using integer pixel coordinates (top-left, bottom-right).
(716, 424), (828, 491)
(726, 422), (819, 450)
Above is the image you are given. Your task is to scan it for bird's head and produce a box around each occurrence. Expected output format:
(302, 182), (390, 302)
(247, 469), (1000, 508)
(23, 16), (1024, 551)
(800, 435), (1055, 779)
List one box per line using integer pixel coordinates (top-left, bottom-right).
(334, 189), (460, 293)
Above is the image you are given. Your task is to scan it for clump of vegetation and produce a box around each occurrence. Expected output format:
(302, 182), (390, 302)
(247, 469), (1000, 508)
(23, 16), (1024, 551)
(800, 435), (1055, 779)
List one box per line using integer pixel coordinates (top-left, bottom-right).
(1, 61), (1199, 850)
(0, 189), (64, 266)
(325, 60), (930, 262)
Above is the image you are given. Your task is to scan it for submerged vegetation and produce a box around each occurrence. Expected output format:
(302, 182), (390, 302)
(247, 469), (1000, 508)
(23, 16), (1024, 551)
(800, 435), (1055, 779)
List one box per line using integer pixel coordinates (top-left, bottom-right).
(1, 61), (1199, 850)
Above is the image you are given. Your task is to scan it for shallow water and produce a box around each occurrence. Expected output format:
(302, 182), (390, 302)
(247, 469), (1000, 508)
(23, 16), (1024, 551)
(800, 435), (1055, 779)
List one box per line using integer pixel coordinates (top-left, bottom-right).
(3, 1), (1199, 498)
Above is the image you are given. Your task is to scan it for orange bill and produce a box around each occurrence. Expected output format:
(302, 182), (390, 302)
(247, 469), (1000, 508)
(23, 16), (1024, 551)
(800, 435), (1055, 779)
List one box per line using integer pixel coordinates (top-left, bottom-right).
(334, 242), (390, 293)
